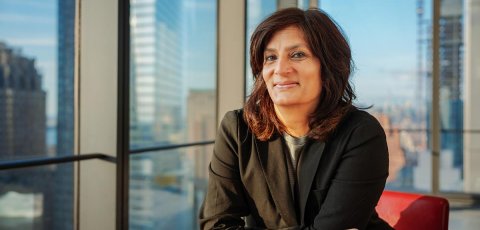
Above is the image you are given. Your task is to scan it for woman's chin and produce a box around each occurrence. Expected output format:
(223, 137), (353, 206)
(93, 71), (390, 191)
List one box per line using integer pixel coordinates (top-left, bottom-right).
(272, 100), (297, 107)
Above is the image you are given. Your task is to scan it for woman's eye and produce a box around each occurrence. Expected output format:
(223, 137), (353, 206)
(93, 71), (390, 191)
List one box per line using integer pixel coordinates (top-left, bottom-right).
(291, 52), (306, 59)
(265, 55), (276, 62)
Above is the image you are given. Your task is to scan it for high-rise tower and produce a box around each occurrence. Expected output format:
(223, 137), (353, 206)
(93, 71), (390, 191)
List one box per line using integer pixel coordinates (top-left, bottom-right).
(129, 0), (184, 229)
(439, 0), (463, 170)
(54, 0), (76, 228)
(0, 42), (47, 229)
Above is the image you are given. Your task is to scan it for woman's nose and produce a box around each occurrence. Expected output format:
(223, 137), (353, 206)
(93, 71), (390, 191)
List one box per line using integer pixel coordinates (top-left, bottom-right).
(274, 57), (292, 75)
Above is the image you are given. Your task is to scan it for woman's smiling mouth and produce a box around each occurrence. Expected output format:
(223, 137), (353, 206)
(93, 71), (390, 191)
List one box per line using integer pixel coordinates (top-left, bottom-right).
(274, 81), (299, 89)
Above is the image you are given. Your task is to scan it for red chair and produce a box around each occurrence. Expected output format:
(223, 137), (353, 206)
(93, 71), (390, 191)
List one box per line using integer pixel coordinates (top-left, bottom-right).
(376, 190), (449, 230)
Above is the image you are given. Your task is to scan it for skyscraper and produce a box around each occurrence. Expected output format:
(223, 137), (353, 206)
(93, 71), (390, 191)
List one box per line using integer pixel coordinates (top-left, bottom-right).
(130, 0), (183, 147)
(186, 89), (216, 229)
(0, 42), (46, 160)
(54, 0), (76, 228)
(439, 0), (463, 171)
(130, 0), (184, 229)
(0, 41), (48, 229)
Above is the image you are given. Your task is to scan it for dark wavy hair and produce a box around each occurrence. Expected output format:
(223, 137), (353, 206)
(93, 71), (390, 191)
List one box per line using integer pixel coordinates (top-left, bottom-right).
(243, 7), (356, 141)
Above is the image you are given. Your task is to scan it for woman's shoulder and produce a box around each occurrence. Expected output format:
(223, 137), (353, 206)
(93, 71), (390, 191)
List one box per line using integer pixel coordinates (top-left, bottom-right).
(219, 109), (249, 133)
(326, 108), (388, 155)
(217, 109), (252, 146)
(335, 108), (385, 138)
(346, 108), (382, 125)
(220, 109), (245, 126)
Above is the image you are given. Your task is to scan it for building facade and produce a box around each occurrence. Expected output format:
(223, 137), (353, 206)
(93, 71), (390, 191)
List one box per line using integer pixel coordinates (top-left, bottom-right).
(439, 0), (464, 174)
(0, 41), (48, 229)
(129, 0), (184, 229)
(54, 0), (76, 228)
(0, 42), (46, 160)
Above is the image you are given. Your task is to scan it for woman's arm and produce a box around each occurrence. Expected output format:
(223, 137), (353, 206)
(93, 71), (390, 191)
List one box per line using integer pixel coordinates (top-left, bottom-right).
(303, 117), (390, 230)
(199, 111), (250, 230)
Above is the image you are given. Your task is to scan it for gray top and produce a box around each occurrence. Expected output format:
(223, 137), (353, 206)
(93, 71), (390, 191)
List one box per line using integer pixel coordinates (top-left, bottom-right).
(282, 132), (308, 171)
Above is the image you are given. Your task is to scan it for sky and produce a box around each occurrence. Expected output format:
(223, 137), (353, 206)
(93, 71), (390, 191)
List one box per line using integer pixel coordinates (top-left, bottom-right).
(321, 0), (430, 106)
(0, 0), (428, 119)
(0, 0), (57, 120)
(182, 0), (217, 91)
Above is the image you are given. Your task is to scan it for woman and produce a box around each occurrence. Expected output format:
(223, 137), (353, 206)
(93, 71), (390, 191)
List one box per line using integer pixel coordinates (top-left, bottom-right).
(200, 8), (392, 230)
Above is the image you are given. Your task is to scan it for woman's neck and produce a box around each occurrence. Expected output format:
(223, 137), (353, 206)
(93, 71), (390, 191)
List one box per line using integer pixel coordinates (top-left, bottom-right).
(274, 105), (312, 137)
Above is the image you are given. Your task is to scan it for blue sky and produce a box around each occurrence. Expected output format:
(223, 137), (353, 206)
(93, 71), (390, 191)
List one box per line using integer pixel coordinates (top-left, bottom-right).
(0, 0), (57, 119)
(322, 0), (430, 106)
(182, 0), (217, 90)
(0, 0), (428, 118)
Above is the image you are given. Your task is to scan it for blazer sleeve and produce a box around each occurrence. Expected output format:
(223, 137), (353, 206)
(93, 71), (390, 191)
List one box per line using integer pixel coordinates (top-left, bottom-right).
(199, 111), (250, 230)
(303, 117), (390, 230)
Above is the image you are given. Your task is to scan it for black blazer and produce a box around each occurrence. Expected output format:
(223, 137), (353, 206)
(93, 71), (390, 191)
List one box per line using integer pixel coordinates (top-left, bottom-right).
(199, 109), (393, 230)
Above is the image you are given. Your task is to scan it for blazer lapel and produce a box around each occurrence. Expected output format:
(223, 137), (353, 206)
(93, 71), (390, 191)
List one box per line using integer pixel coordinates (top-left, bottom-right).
(255, 136), (298, 226)
(297, 141), (325, 223)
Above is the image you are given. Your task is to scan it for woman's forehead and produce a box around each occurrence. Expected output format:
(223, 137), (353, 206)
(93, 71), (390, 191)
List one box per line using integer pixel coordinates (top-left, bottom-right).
(264, 26), (308, 49)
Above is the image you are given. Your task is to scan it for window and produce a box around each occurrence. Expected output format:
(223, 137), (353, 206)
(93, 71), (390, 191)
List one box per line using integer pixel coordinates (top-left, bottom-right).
(321, 0), (433, 193)
(321, 0), (480, 196)
(0, 0), (75, 229)
(245, 0), (277, 96)
(129, 0), (217, 229)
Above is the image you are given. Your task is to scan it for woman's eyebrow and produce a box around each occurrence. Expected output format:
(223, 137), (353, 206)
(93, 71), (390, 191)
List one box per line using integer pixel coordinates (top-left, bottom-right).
(264, 44), (307, 53)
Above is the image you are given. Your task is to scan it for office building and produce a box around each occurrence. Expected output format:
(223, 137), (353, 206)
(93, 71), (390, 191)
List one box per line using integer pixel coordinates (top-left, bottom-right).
(130, 0), (183, 145)
(186, 89), (215, 229)
(54, 0), (76, 228)
(130, 0), (184, 229)
(0, 43), (46, 160)
(0, 41), (47, 229)
(439, 0), (463, 172)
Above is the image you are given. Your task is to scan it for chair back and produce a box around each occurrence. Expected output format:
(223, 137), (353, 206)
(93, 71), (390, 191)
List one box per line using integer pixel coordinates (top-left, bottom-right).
(376, 190), (449, 230)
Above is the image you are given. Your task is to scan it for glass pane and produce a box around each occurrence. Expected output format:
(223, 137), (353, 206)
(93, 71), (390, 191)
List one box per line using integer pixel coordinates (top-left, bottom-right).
(245, 0), (277, 96)
(440, 0), (480, 195)
(130, 0), (217, 148)
(129, 0), (217, 229)
(321, 1), (432, 192)
(0, 163), (74, 230)
(438, 0), (463, 193)
(0, 0), (75, 229)
(129, 145), (213, 229)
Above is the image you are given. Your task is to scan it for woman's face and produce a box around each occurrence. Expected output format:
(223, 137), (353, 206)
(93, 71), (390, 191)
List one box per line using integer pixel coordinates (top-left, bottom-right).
(262, 26), (322, 112)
